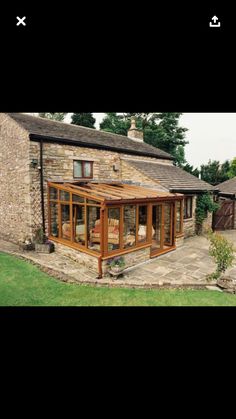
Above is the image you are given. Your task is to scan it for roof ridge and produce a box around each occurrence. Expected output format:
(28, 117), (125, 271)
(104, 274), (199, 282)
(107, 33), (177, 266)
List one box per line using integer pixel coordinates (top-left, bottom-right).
(9, 113), (172, 158)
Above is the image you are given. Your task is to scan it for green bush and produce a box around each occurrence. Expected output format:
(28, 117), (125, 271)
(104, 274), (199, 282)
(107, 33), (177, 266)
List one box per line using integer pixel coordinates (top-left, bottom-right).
(207, 231), (235, 280)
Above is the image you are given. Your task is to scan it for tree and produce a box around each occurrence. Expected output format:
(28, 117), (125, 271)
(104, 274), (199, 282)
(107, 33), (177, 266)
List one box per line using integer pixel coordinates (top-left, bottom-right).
(39, 113), (67, 121)
(200, 159), (231, 185)
(182, 162), (200, 178)
(100, 113), (130, 135)
(100, 113), (188, 166)
(71, 113), (96, 129)
(228, 157), (236, 179)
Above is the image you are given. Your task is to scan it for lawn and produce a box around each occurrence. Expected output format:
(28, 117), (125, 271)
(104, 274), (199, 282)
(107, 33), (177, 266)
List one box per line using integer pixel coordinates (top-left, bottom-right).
(1, 252), (236, 306)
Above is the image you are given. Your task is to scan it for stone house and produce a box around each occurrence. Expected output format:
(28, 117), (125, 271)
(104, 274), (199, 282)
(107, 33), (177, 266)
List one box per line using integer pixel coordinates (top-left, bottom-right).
(0, 113), (215, 277)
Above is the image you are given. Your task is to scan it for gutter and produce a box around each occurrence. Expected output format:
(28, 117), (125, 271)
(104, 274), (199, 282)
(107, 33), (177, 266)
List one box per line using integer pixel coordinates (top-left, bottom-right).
(39, 140), (46, 234)
(169, 188), (219, 194)
(29, 133), (174, 161)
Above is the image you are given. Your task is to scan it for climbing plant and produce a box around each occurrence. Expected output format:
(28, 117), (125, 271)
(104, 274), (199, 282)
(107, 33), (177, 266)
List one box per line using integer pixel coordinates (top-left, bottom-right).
(195, 193), (219, 234)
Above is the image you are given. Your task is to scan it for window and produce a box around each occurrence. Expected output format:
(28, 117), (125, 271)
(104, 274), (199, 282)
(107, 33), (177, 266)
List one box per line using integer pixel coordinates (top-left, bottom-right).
(61, 204), (71, 240)
(175, 200), (183, 234)
(74, 161), (93, 179)
(73, 204), (85, 246)
(87, 206), (101, 252)
(184, 196), (193, 219)
(107, 208), (120, 252)
(50, 203), (59, 237)
(138, 205), (147, 244)
(123, 205), (136, 249)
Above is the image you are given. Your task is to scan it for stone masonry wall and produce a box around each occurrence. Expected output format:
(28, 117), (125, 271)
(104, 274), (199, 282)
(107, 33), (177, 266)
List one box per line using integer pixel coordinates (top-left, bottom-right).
(183, 195), (196, 238)
(29, 142), (173, 236)
(0, 114), (31, 243)
(54, 242), (99, 274)
(102, 247), (151, 275)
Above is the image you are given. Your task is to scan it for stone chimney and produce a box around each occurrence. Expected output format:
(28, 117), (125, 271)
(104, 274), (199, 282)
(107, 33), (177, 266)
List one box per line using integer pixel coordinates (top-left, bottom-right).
(128, 117), (144, 142)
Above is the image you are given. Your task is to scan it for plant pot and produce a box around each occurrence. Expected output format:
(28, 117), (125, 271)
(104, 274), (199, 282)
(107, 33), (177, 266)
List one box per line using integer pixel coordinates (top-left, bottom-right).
(19, 242), (35, 251)
(111, 266), (123, 274)
(35, 243), (54, 254)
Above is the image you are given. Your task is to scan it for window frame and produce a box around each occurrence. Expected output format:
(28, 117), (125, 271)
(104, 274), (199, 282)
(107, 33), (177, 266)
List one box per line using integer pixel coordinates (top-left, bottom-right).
(73, 160), (93, 179)
(184, 195), (193, 220)
(175, 200), (184, 236)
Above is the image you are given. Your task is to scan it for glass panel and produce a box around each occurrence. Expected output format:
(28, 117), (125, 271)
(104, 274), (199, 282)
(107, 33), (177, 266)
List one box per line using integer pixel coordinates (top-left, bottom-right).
(164, 203), (172, 246)
(187, 198), (192, 218)
(49, 187), (58, 200)
(87, 206), (101, 252)
(50, 203), (59, 237)
(176, 201), (181, 234)
(60, 190), (70, 201)
(73, 205), (85, 246)
(152, 205), (162, 251)
(138, 205), (147, 243)
(73, 194), (84, 203)
(74, 161), (82, 178)
(123, 205), (136, 249)
(61, 204), (71, 240)
(107, 208), (120, 252)
(84, 162), (92, 177)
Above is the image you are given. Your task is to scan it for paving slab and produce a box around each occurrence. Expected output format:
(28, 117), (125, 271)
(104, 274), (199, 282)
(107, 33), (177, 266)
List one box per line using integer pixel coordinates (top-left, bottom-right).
(0, 231), (236, 289)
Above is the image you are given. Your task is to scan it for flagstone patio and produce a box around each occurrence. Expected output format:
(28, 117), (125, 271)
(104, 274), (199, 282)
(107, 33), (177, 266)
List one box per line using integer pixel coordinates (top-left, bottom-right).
(0, 231), (235, 289)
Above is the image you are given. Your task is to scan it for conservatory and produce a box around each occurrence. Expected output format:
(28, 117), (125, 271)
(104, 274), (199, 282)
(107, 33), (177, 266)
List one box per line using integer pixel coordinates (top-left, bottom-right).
(48, 182), (184, 277)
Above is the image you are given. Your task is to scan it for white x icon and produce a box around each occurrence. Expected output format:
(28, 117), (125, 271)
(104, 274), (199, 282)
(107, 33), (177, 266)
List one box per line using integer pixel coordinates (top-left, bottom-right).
(16, 16), (26, 26)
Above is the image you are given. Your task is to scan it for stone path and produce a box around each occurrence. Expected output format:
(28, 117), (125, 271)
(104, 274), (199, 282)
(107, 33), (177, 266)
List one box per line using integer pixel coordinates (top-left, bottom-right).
(0, 231), (236, 289)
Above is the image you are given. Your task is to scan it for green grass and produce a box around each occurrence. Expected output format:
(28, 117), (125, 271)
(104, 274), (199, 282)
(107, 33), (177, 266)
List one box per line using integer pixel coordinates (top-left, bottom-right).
(1, 252), (236, 306)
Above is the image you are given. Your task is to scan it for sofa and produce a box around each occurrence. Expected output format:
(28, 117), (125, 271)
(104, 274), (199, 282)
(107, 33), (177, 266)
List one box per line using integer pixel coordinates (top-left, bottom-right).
(90, 218), (119, 244)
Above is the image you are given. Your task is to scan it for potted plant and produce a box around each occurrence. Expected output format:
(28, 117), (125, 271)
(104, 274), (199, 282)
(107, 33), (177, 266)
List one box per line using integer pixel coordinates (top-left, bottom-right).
(108, 256), (126, 276)
(19, 236), (35, 251)
(34, 227), (55, 254)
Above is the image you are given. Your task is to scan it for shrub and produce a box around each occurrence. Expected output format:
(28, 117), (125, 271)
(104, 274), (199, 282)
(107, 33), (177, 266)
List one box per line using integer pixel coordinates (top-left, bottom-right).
(33, 227), (46, 244)
(207, 230), (235, 280)
(108, 256), (125, 269)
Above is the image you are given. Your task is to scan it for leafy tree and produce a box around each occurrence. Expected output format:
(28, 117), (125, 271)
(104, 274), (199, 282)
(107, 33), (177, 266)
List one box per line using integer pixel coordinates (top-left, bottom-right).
(39, 113), (67, 121)
(100, 113), (130, 135)
(228, 157), (236, 179)
(71, 113), (96, 129)
(182, 162), (200, 178)
(201, 160), (231, 185)
(100, 113), (188, 166)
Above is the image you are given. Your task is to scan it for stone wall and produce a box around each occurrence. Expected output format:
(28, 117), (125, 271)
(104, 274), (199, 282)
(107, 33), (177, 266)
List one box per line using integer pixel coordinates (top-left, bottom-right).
(29, 141), (173, 236)
(234, 202), (236, 229)
(54, 242), (99, 274)
(102, 247), (151, 275)
(0, 114), (31, 243)
(202, 212), (213, 233)
(183, 195), (197, 238)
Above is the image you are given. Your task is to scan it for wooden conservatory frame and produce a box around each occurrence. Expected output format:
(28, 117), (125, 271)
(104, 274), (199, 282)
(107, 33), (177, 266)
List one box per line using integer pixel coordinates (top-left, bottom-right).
(48, 182), (184, 276)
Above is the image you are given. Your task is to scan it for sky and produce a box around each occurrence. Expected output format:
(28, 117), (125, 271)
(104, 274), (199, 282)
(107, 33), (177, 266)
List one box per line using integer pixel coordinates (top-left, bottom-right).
(61, 113), (236, 169)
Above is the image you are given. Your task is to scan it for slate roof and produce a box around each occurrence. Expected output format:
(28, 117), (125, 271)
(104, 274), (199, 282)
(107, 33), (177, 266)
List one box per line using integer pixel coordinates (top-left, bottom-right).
(217, 177), (236, 196)
(126, 160), (216, 192)
(6, 113), (173, 161)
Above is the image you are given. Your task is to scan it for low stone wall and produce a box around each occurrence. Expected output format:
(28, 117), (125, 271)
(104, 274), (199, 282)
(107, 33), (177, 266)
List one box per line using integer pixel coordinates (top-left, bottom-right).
(175, 236), (184, 247)
(202, 212), (213, 233)
(102, 246), (151, 275)
(54, 242), (99, 274)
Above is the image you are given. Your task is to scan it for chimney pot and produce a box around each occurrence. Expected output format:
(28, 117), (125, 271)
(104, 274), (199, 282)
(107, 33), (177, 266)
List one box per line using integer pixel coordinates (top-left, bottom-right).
(128, 117), (144, 143)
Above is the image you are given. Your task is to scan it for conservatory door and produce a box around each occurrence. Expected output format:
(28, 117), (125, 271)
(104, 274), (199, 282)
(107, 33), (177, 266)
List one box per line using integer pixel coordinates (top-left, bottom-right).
(151, 202), (175, 256)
